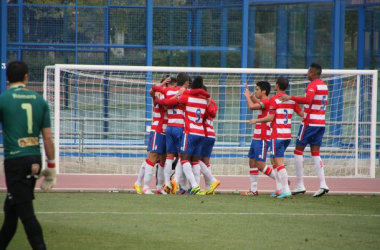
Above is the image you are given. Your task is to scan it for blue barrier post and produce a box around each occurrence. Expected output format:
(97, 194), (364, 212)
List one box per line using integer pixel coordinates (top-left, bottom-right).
(239, 0), (249, 147)
(276, 6), (287, 69)
(218, 2), (228, 134)
(329, 0), (345, 147)
(306, 8), (315, 67)
(145, 0), (153, 145)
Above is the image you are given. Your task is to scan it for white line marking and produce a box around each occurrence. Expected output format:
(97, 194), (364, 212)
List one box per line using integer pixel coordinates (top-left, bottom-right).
(33, 211), (380, 217)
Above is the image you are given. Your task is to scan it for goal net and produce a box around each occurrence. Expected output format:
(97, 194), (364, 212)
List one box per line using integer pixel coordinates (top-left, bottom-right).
(44, 65), (378, 177)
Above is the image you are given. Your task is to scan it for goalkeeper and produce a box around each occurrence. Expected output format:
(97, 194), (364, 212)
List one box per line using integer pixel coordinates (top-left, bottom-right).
(0, 61), (56, 250)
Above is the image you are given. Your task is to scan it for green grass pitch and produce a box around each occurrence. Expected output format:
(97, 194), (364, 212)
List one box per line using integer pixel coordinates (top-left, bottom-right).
(2, 193), (379, 250)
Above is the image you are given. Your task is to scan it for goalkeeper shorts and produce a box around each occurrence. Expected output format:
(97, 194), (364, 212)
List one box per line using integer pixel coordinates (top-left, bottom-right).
(4, 155), (41, 205)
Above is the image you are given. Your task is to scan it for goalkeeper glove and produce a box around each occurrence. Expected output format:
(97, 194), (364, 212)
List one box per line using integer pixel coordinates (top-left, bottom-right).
(39, 160), (57, 192)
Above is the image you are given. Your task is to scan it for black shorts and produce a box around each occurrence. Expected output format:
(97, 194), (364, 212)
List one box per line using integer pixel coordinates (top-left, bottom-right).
(4, 155), (42, 205)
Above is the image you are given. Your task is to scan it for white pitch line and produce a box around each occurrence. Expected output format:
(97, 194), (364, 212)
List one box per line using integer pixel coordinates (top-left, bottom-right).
(33, 211), (380, 217)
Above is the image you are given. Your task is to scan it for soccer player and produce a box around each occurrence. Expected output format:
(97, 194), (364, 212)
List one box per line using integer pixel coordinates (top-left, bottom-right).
(156, 76), (209, 195)
(279, 63), (329, 197)
(152, 73), (188, 194)
(0, 61), (56, 250)
(240, 81), (277, 196)
(134, 77), (173, 195)
(250, 76), (303, 198)
(198, 85), (220, 195)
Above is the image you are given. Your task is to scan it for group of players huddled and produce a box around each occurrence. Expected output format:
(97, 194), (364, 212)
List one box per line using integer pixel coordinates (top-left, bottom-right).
(134, 62), (330, 198)
(134, 73), (220, 195)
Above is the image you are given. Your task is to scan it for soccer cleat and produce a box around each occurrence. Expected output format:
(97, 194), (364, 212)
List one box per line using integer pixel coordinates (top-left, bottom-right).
(134, 182), (142, 195)
(240, 191), (258, 196)
(142, 189), (155, 195)
(291, 187), (307, 195)
(313, 188), (329, 197)
(189, 185), (200, 195)
(206, 179), (220, 195)
(177, 188), (188, 195)
(171, 179), (178, 195)
(155, 189), (167, 195)
(197, 190), (207, 195)
(270, 189), (282, 198)
(276, 191), (292, 199)
(163, 184), (172, 194)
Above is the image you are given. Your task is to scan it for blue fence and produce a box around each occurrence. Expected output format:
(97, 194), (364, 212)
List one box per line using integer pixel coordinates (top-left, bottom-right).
(0, 0), (379, 138)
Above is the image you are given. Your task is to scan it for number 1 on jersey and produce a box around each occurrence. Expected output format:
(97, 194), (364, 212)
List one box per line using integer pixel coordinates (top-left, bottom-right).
(21, 103), (33, 134)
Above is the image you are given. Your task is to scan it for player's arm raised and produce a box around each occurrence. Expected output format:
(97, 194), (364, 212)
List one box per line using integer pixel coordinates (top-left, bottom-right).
(151, 78), (169, 93)
(279, 87), (315, 106)
(244, 87), (262, 110)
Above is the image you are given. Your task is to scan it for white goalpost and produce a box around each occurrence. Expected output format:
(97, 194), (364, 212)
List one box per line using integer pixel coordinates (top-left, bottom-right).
(44, 64), (378, 178)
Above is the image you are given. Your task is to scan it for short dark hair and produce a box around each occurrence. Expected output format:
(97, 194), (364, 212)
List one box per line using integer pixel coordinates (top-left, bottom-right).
(168, 77), (176, 85)
(6, 61), (28, 83)
(191, 76), (203, 89)
(256, 81), (271, 96)
(310, 63), (322, 75)
(177, 72), (189, 87)
(276, 76), (289, 91)
(160, 76), (176, 87)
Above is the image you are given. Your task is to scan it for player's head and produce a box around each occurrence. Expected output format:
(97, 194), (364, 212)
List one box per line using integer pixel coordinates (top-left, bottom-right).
(6, 61), (29, 84)
(168, 77), (177, 86)
(191, 76), (203, 89)
(275, 76), (289, 91)
(177, 72), (190, 87)
(160, 76), (177, 87)
(188, 76), (193, 89)
(308, 63), (322, 81)
(255, 81), (271, 97)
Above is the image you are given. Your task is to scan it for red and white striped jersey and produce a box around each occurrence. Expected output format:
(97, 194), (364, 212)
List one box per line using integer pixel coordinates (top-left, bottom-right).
(152, 85), (184, 128)
(302, 79), (328, 126)
(150, 94), (168, 134)
(178, 93), (208, 136)
(269, 92), (302, 139)
(253, 98), (271, 141)
(203, 99), (218, 138)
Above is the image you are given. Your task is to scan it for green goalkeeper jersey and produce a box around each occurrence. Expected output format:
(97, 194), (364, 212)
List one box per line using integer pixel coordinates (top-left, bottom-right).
(0, 84), (51, 159)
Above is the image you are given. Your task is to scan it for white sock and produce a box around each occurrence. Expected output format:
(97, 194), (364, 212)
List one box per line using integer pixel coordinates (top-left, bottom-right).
(179, 171), (188, 190)
(200, 161), (216, 188)
(143, 160), (155, 190)
(182, 160), (198, 188)
(294, 150), (305, 189)
(136, 159), (147, 185)
(164, 156), (174, 186)
(174, 158), (182, 183)
(262, 165), (275, 179)
(273, 165), (282, 191)
(156, 163), (165, 189)
(192, 162), (201, 185)
(276, 165), (290, 193)
(249, 168), (259, 192)
(312, 152), (328, 189)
